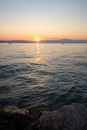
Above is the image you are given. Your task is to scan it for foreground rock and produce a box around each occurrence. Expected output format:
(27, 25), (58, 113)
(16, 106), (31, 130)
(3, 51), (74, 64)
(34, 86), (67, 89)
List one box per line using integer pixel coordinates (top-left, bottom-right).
(0, 106), (29, 130)
(29, 103), (87, 130)
(3, 106), (29, 115)
(0, 103), (87, 130)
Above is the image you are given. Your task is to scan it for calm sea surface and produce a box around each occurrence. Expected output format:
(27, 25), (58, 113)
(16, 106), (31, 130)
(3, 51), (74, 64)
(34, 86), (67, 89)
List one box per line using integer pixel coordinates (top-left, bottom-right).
(0, 43), (87, 109)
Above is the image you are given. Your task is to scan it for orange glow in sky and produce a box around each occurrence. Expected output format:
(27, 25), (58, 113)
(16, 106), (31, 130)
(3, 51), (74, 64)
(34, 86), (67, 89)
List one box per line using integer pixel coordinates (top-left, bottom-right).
(0, 0), (87, 40)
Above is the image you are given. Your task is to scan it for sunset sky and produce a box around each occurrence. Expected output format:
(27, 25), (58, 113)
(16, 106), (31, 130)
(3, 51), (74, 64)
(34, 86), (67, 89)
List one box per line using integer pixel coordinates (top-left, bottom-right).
(0, 0), (87, 40)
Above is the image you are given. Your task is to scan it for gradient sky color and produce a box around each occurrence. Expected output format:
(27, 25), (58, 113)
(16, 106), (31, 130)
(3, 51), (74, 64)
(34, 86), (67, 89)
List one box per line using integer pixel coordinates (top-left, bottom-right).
(0, 0), (87, 40)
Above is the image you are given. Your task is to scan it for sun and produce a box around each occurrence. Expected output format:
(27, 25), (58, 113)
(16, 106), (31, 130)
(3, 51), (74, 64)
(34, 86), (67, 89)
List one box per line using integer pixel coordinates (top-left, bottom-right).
(36, 38), (40, 42)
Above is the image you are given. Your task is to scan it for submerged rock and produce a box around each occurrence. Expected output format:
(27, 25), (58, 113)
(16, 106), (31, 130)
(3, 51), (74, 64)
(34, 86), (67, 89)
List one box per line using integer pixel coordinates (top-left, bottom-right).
(32, 103), (87, 130)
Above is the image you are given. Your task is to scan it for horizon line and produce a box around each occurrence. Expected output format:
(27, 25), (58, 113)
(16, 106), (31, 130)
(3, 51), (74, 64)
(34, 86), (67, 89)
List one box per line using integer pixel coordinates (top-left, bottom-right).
(0, 38), (87, 41)
(0, 39), (87, 43)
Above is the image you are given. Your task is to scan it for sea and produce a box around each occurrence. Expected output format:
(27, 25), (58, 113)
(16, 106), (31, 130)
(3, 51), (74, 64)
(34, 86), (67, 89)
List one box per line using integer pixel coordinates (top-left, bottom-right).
(0, 43), (87, 109)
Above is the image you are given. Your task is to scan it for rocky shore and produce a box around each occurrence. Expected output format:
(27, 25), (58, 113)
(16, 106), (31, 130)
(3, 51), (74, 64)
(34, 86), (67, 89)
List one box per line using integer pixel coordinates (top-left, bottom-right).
(0, 103), (87, 130)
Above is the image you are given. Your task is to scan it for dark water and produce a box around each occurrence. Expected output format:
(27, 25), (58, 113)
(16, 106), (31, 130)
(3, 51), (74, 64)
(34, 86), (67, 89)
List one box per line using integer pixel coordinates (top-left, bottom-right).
(0, 43), (87, 109)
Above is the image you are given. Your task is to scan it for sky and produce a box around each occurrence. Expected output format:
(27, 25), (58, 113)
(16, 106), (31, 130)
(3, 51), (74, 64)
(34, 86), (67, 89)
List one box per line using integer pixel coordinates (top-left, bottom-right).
(0, 0), (87, 40)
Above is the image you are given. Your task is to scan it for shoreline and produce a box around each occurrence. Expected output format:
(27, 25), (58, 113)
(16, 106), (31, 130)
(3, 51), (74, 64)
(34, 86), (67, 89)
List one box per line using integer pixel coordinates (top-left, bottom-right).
(0, 103), (87, 130)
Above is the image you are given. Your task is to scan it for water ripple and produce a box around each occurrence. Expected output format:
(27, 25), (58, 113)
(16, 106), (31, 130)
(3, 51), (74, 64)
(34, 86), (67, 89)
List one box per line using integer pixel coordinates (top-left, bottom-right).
(0, 43), (87, 109)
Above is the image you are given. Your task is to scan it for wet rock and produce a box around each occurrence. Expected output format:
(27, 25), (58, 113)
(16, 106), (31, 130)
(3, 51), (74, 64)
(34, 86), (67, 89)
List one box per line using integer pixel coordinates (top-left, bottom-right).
(33, 103), (87, 130)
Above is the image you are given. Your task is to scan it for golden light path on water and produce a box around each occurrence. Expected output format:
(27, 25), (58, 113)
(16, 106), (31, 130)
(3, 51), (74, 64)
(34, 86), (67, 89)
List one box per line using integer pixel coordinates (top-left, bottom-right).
(0, 43), (87, 108)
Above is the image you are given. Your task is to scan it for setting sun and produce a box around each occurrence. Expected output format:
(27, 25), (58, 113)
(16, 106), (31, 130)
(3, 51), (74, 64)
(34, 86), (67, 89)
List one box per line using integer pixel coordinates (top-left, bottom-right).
(36, 38), (40, 42)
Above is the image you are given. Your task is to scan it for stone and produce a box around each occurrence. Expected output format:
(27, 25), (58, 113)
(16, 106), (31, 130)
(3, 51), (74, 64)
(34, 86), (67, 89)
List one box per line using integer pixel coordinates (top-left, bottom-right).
(0, 106), (29, 130)
(36, 103), (87, 130)
(1, 104), (87, 130)
(3, 106), (29, 115)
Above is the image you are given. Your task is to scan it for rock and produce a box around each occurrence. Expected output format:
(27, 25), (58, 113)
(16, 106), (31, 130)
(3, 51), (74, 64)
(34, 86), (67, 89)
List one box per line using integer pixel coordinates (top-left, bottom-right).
(35, 103), (87, 130)
(0, 119), (16, 130)
(0, 106), (29, 130)
(3, 106), (29, 115)
(0, 104), (87, 130)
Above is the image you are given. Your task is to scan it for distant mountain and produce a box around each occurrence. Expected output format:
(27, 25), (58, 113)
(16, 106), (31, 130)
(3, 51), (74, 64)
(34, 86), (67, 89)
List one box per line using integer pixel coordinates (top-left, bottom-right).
(40, 39), (87, 43)
(0, 40), (33, 43)
(0, 39), (87, 43)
